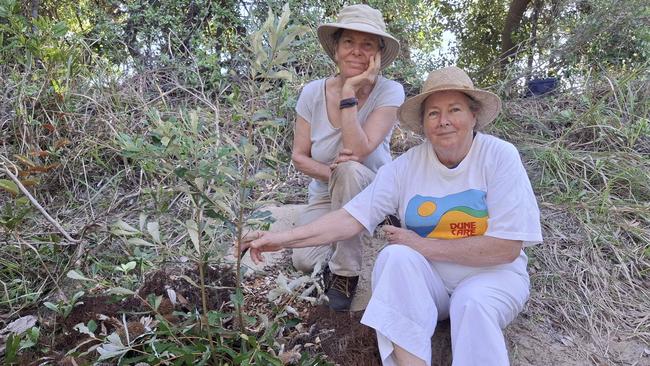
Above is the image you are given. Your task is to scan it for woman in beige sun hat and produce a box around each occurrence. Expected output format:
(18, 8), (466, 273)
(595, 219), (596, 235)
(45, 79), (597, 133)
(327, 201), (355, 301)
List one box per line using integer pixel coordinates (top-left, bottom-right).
(242, 66), (542, 365)
(289, 4), (405, 312)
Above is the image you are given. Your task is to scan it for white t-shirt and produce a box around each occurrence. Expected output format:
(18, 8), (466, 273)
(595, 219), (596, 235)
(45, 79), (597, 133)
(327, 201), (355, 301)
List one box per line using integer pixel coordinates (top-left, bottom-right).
(296, 76), (405, 198)
(344, 133), (543, 290)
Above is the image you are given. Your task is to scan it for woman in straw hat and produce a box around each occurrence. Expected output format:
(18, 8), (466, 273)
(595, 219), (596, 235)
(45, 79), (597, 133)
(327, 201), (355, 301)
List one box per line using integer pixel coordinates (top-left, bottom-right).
(243, 66), (542, 365)
(289, 4), (404, 311)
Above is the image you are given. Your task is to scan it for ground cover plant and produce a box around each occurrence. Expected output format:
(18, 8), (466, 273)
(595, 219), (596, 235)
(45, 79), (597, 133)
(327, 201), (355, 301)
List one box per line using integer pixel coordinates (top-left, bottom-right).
(1, 0), (649, 364)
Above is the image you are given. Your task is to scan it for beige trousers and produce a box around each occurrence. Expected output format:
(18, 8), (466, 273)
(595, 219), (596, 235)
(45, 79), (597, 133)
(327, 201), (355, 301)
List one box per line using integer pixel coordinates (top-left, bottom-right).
(292, 161), (376, 277)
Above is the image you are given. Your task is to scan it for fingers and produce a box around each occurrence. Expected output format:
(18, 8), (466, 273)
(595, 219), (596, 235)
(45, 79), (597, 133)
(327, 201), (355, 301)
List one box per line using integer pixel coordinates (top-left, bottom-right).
(366, 53), (380, 78)
(334, 155), (360, 164)
(382, 225), (403, 244)
(335, 149), (360, 163)
(383, 225), (399, 234)
(250, 248), (264, 264)
(330, 149), (361, 170)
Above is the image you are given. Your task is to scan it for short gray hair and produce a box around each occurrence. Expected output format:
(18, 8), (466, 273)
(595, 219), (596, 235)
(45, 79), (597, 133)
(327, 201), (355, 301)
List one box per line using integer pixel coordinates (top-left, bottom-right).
(419, 92), (483, 130)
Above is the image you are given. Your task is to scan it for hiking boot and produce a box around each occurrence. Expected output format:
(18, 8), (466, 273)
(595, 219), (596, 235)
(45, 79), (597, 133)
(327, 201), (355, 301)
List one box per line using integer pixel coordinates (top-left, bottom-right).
(379, 214), (401, 228)
(324, 268), (359, 311)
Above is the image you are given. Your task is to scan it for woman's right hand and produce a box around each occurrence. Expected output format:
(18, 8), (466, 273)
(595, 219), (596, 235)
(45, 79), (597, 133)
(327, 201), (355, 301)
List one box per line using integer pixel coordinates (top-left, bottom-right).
(239, 230), (286, 264)
(341, 52), (381, 96)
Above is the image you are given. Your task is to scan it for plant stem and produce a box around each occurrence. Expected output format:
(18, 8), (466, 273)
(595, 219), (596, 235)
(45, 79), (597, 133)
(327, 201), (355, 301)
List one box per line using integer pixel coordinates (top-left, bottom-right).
(234, 122), (254, 334)
(195, 208), (217, 356)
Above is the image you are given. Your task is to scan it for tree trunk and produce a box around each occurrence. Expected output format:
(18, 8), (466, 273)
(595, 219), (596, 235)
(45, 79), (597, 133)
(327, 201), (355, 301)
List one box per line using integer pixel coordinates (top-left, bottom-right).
(500, 0), (531, 68)
(30, 0), (39, 20)
(28, 0), (40, 33)
(526, 0), (541, 79)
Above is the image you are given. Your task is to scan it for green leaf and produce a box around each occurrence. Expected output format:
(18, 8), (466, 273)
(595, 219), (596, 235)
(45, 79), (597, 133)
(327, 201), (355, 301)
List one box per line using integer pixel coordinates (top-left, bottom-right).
(111, 219), (141, 236)
(107, 287), (136, 296)
(87, 319), (98, 333)
(113, 219), (139, 233)
(186, 220), (200, 253)
(16, 196), (30, 206)
(138, 213), (147, 231)
(4, 333), (20, 363)
(73, 322), (96, 337)
(174, 167), (188, 178)
(179, 274), (200, 288)
(253, 171), (275, 180)
(118, 261), (137, 272)
(126, 237), (155, 247)
(266, 70), (292, 80)
(52, 21), (68, 37)
(43, 302), (60, 313)
(0, 179), (19, 195)
(71, 291), (85, 303)
(97, 333), (129, 360)
(230, 288), (244, 308)
(66, 270), (94, 281)
(147, 221), (161, 243)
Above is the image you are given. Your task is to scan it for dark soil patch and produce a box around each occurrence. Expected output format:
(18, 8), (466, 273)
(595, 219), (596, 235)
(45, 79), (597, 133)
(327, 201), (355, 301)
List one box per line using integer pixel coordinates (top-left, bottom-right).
(54, 295), (142, 353)
(63, 295), (141, 330)
(27, 262), (237, 362)
(139, 264), (235, 312)
(302, 306), (453, 366)
(304, 306), (381, 366)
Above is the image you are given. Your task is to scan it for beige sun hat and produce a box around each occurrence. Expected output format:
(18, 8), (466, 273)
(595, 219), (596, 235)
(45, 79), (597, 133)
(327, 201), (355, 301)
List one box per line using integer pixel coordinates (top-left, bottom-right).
(317, 4), (400, 70)
(398, 66), (502, 134)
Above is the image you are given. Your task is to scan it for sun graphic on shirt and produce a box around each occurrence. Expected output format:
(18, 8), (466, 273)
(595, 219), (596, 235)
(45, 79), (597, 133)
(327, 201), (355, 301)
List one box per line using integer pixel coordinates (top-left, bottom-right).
(405, 190), (489, 239)
(417, 201), (437, 216)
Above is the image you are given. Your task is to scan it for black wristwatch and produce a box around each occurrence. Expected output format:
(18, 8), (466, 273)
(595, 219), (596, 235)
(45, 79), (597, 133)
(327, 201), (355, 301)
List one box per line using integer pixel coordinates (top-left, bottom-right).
(339, 97), (358, 109)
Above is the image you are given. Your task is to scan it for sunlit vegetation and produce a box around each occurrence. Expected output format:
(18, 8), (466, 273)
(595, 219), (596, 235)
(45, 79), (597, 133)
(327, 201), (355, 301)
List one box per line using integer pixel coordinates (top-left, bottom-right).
(1, 0), (648, 364)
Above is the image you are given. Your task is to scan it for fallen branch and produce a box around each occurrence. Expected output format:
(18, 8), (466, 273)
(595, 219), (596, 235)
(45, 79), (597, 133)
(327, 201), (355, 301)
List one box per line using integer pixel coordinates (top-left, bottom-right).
(0, 161), (80, 244)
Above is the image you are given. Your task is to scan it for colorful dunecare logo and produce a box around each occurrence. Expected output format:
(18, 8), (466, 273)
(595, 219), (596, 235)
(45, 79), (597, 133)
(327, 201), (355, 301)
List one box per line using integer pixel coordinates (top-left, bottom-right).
(405, 189), (488, 239)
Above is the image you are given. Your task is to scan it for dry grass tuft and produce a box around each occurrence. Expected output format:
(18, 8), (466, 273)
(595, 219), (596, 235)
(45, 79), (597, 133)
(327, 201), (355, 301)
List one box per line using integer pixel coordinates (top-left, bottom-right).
(491, 67), (650, 361)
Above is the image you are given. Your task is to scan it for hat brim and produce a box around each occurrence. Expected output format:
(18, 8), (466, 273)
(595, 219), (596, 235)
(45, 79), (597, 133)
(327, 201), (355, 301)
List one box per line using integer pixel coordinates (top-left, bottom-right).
(398, 88), (502, 134)
(317, 23), (400, 70)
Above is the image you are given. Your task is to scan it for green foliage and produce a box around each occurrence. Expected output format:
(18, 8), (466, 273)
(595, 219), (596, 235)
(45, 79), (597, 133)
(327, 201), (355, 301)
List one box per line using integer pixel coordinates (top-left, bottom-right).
(77, 310), (330, 365)
(443, 0), (508, 77)
(576, 1), (648, 68)
(0, 0), (84, 78)
(43, 291), (85, 319)
(1, 0), (649, 363)
(0, 195), (32, 232)
(84, 6), (322, 364)
(3, 332), (21, 364)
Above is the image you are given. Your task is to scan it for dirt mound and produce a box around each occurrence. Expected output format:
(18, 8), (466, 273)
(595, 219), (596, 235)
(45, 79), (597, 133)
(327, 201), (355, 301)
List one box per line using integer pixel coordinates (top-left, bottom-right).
(304, 307), (381, 366)
(24, 263), (237, 364)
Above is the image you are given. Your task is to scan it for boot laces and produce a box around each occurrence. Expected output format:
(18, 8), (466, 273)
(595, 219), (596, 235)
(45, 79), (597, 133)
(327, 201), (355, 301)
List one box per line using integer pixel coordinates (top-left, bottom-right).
(330, 275), (353, 297)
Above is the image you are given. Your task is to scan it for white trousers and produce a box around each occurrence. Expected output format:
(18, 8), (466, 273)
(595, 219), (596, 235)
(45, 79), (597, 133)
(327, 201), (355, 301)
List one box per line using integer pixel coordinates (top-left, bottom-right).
(361, 245), (529, 366)
(291, 161), (376, 277)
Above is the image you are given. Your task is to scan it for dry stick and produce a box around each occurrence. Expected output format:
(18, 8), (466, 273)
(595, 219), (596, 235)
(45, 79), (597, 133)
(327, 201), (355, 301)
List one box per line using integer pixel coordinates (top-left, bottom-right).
(0, 163), (79, 243)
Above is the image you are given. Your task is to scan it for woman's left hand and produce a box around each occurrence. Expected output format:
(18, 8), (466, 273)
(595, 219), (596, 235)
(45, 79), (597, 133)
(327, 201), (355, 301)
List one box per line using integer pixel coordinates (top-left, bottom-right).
(329, 148), (360, 170)
(382, 225), (422, 247)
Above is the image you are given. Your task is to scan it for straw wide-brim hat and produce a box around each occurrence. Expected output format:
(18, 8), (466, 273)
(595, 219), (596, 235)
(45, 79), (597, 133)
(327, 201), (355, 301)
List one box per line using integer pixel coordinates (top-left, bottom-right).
(398, 66), (502, 134)
(317, 4), (400, 70)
